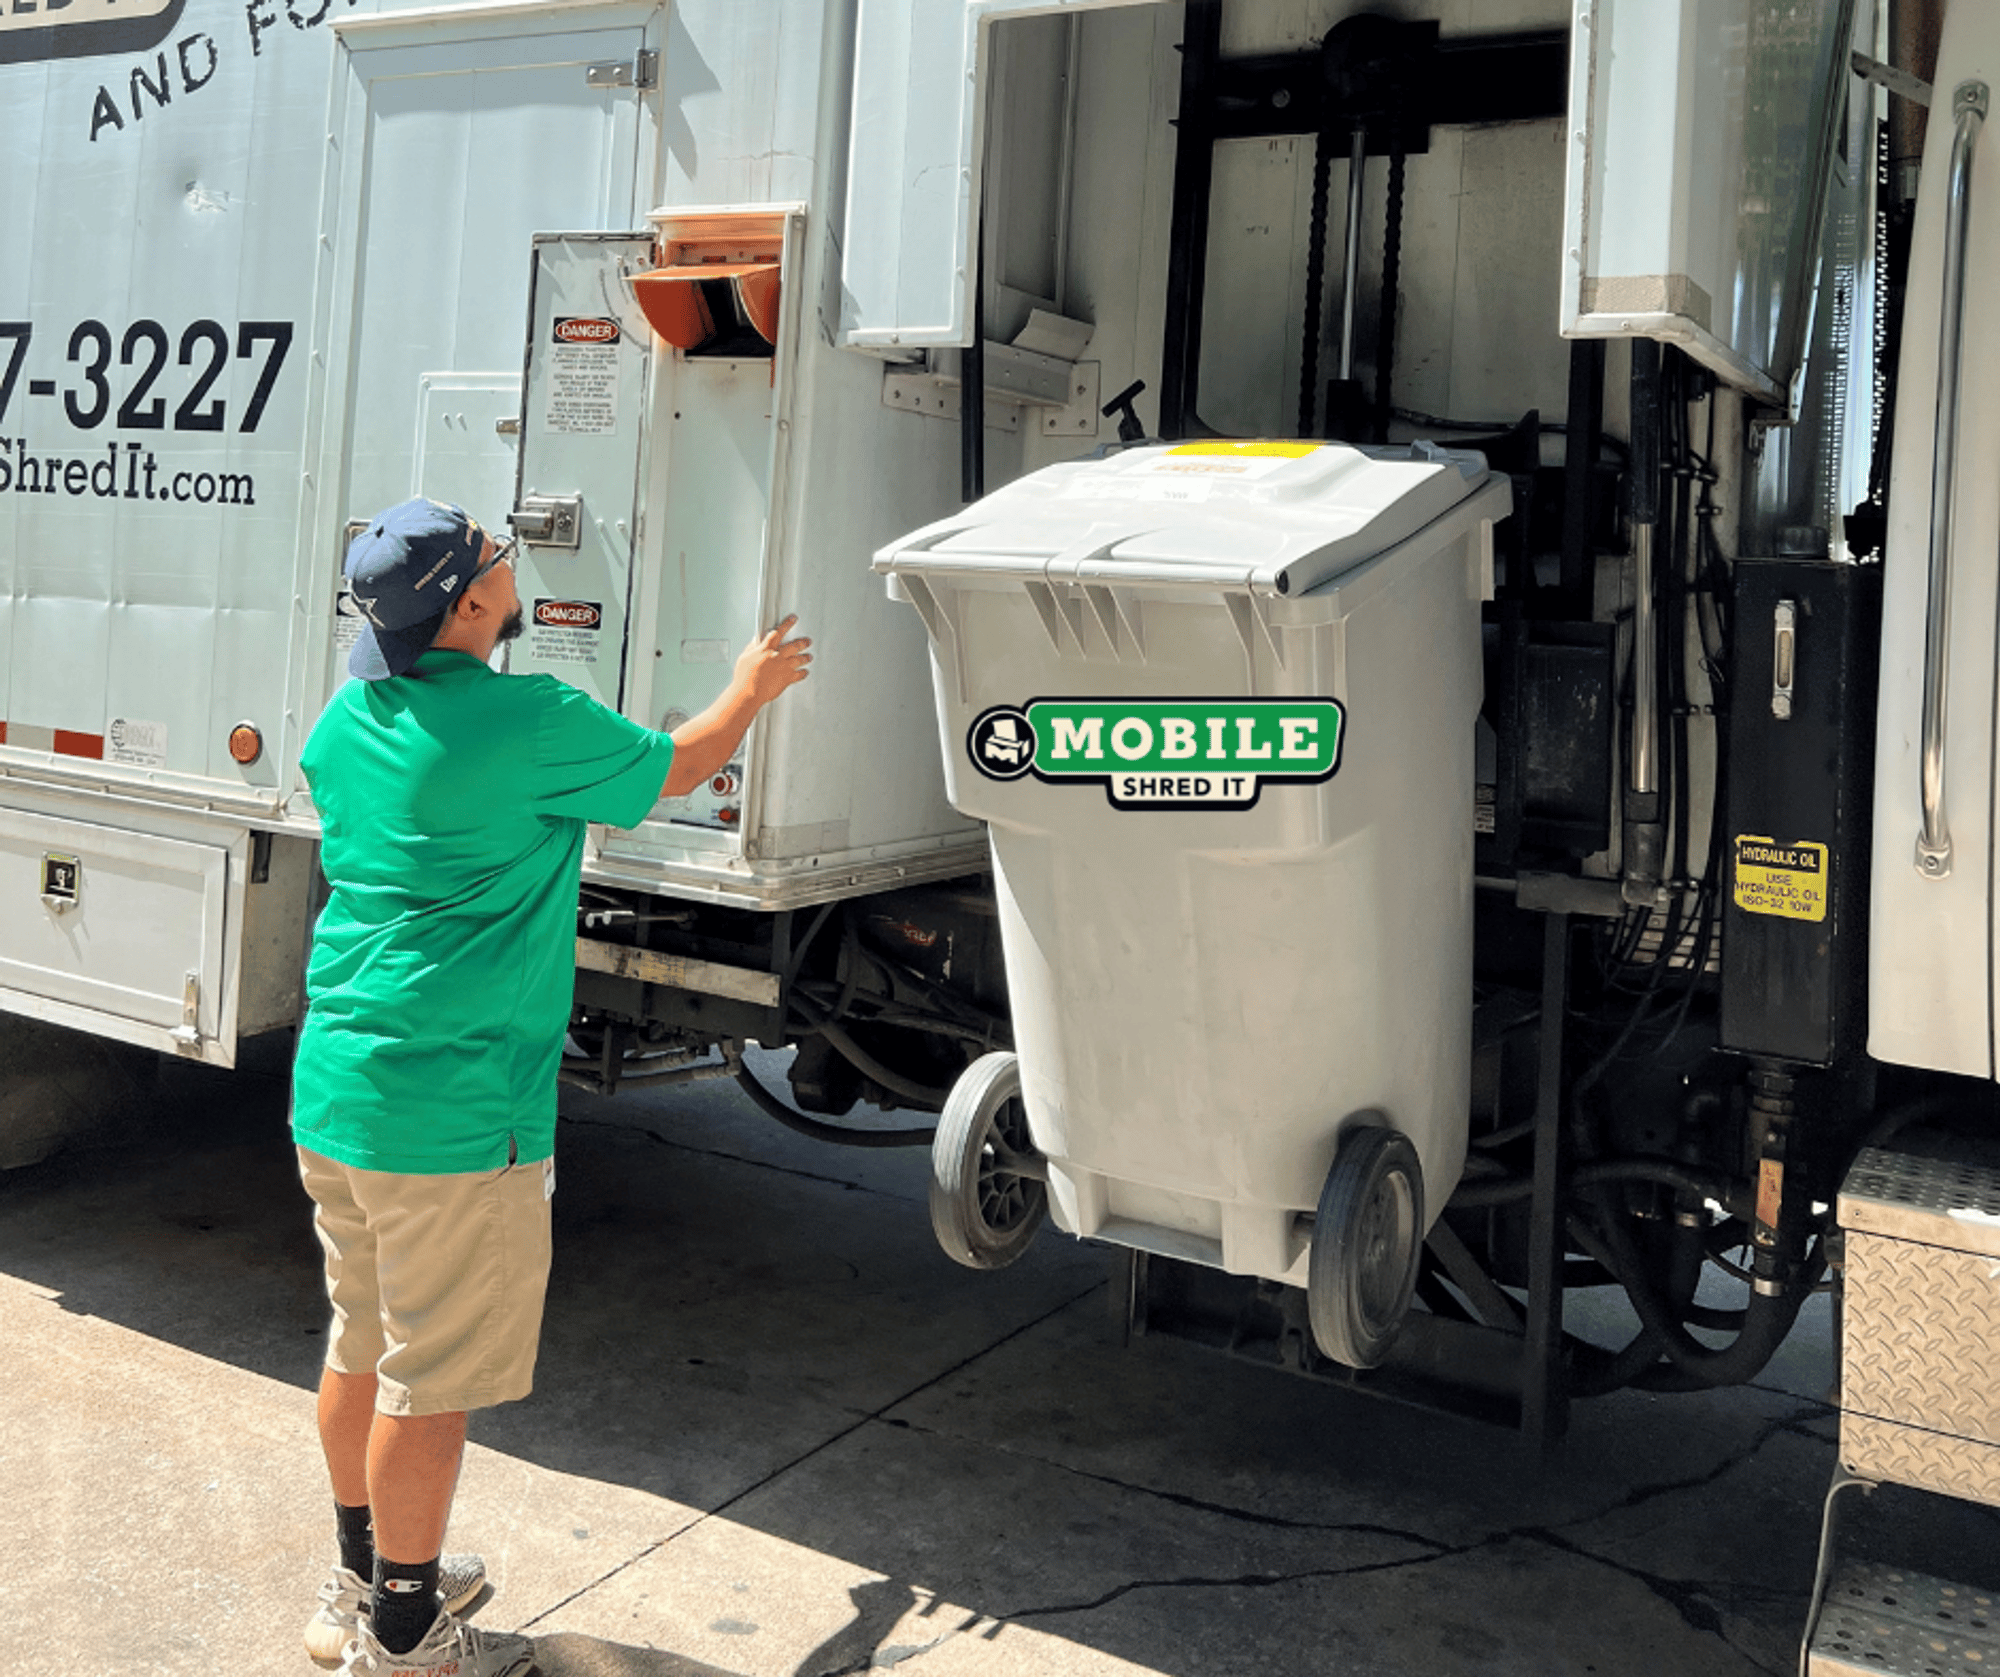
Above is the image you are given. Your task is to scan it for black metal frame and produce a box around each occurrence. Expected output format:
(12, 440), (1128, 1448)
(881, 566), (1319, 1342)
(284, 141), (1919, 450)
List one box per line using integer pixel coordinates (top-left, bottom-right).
(1157, 1), (1568, 439)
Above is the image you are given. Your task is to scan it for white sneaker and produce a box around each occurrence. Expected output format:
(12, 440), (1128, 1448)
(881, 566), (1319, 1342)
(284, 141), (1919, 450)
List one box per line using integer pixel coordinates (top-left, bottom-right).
(338, 1608), (533, 1677)
(306, 1555), (489, 1664)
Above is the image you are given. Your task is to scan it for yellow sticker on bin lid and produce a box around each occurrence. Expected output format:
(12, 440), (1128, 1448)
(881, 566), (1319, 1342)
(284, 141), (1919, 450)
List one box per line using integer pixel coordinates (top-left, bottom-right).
(1140, 441), (1322, 491)
(1166, 441), (1323, 458)
(1733, 836), (1829, 923)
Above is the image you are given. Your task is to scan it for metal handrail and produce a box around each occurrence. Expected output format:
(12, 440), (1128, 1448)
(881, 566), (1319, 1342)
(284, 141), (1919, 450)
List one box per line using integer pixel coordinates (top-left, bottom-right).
(1916, 80), (1990, 880)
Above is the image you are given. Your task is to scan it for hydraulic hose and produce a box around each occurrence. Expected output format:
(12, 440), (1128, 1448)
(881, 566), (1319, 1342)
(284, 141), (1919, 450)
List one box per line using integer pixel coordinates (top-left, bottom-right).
(1448, 1157), (1739, 1211)
(730, 1051), (935, 1150)
(788, 995), (953, 1110)
(1567, 1323), (1667, 1399)
(1568, 1213), (1825, 1388)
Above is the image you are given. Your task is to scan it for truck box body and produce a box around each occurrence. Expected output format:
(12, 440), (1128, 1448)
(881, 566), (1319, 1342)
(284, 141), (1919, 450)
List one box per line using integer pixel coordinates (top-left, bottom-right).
(0, 0), (1067, 1057)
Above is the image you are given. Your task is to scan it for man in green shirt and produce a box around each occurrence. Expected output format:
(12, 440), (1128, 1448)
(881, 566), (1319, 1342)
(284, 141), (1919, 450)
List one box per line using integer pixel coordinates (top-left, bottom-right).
(293, 497), (810, 1676)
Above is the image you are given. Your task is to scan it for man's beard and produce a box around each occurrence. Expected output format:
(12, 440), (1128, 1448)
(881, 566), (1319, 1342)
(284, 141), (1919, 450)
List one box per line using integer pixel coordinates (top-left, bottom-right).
(497, 607), (525, 644)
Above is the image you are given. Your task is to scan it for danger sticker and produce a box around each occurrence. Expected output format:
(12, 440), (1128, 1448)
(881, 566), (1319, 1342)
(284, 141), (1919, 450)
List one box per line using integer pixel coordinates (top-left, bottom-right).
(527, 597), (603, 666)
(1733, 835), (1829, 923)
(533, 599), (602, 630)
(544, 330), (620, 436)
(553, 317), (620, 346)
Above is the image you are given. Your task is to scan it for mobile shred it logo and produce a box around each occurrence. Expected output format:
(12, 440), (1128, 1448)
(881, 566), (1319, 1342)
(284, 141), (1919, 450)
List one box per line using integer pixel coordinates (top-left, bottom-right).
(553, 317), (620, 346)
(968, 698), (1344, 810)
(533, 598), (602, 629)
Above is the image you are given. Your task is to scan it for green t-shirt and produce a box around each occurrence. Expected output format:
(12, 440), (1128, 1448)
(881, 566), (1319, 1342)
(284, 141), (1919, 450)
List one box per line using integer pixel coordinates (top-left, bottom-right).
(292, 650), (675, 1173)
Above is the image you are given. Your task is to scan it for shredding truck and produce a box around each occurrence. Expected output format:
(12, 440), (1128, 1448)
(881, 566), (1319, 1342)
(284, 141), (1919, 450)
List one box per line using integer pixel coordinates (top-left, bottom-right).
(5, 0), (1999, 1665)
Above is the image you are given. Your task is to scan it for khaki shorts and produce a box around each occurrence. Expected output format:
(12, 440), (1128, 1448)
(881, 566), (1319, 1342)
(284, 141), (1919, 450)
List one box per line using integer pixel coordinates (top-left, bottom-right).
(299, 1146), (554, 1417)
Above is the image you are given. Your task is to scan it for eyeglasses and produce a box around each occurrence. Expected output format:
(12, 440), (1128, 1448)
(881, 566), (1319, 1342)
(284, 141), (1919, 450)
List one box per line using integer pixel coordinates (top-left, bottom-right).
(466, 536), (517, 589)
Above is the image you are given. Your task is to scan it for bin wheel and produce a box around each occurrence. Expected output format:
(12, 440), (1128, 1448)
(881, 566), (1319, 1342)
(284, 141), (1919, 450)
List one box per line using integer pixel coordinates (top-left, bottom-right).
(930, 1052), (1048, 1271)
(1308, 1123), (1424, 1369)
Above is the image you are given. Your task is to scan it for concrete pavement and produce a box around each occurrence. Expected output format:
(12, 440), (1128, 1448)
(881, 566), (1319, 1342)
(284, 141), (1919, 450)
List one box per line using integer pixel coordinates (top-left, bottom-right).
(1, 1045), (1995, 1677)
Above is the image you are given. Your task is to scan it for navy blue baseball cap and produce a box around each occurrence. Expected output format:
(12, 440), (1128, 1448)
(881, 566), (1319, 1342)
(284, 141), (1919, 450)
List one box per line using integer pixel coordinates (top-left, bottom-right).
(343, 498), (490, 680)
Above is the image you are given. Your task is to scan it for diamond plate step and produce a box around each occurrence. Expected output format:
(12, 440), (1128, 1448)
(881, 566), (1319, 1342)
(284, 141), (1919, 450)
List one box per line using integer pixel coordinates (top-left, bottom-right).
(1809, 1560), (2000, 1676)
(1839, 1148), (2000, 1258)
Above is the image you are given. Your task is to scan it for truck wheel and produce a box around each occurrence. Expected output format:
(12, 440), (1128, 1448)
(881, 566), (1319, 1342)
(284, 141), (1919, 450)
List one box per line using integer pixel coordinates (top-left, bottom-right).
(930, 1051), (1047, 1271)
(1308, 1122), (1424, 1369)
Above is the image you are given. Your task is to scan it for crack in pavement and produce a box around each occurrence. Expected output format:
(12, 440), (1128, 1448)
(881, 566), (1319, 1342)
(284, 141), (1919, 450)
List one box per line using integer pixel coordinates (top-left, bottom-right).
(558, 1111), (919, 1202)
(1548, 1400), (1835, 1531)
(1518, 1528), (1789, 1677)
(888, 1387), (1829, 1557)
(880, 1413), (1458, 1550)
(515, 1279), (1108, 1635)
(1002, 1538), (1491, 1623)
(859, 1397), (1830, 1673)
(976, 1529), (1782, 1677)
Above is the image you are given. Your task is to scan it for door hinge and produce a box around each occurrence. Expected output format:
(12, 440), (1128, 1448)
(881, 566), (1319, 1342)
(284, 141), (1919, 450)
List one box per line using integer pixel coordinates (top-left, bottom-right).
(586, 49), (657, 91)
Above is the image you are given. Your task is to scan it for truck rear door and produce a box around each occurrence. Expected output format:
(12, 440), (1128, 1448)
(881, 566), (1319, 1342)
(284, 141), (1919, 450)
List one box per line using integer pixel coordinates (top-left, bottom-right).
(311, 4), (658, 724)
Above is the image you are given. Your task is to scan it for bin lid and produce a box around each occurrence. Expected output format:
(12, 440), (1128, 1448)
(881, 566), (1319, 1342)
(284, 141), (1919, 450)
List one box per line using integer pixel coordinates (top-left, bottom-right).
(875, 440), (1496, 597)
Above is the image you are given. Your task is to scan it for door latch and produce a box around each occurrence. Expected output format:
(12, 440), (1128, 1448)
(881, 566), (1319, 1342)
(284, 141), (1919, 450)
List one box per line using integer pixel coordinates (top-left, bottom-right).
(511, 494), (583, 550)
(171, 971), (202, 1051)
(40, 852), (80, 912)
(1771, 599), (1797, 720)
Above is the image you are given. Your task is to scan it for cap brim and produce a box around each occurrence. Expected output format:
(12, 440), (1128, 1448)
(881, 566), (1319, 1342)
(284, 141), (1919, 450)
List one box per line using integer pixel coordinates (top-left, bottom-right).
(348, 613), (447, 681)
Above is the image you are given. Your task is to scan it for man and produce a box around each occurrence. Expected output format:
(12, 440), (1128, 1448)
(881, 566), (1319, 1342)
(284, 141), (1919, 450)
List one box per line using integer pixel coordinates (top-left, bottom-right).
(293, 497), (810, 1676)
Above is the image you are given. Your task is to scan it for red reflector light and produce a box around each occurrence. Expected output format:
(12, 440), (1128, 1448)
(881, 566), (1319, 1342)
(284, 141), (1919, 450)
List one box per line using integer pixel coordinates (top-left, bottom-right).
(227, 723), (263, 765)
(717, 806), (739, 826)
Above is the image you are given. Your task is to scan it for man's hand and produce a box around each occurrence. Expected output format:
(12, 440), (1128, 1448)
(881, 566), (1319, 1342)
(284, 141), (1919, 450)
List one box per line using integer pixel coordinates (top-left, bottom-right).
(734, 615), (813, 708)
(662, 616), (813, 800)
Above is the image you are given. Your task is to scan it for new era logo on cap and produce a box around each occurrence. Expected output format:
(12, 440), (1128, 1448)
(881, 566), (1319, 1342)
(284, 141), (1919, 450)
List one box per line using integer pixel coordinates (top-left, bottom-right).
(342, 497), (489, 681)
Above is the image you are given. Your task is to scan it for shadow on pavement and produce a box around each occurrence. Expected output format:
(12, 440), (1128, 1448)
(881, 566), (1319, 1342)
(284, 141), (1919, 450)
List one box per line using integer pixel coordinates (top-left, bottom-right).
(531, 1632), (745, 1676)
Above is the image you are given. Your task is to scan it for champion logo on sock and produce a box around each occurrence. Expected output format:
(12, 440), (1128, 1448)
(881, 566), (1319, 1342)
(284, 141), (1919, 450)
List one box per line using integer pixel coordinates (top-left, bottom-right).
(381, 1578), (428, 1593)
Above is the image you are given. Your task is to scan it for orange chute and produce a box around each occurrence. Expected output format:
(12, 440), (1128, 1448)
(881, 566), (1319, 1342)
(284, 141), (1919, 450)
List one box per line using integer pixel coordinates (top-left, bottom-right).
(633, 209), (788, 350)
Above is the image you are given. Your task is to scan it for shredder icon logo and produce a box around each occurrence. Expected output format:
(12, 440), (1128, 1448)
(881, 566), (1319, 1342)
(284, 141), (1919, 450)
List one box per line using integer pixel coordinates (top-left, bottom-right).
(968, 698), (1345, 811)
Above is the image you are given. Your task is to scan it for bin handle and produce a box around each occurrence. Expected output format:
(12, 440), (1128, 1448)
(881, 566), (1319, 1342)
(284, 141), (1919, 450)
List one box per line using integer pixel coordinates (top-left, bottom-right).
(1916, 80), (1989, 881)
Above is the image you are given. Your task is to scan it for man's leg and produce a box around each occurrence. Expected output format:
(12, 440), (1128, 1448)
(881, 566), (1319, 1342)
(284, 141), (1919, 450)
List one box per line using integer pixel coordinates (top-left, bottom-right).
(363, 1409), (468, 1652)
(318, 1368), (377, 1509)
(319, 1368), (380, 1583)
(302, 1151), (391, 1599)
(347, 1156), (548, 1666)
(367, 1409), (467, 1566)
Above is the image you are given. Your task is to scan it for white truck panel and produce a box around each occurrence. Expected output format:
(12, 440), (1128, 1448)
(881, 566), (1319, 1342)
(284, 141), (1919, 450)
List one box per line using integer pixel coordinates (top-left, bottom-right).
(838, 0), (1165, 353)
(1560, 0), (1855, 407)
(0, 791), (312, 1064)
(1868, 2), (2000, 1079)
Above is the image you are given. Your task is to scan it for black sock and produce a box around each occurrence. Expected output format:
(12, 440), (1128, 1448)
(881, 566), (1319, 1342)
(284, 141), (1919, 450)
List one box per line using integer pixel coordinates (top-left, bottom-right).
(335, 1502), (374, 1579)
(371, 1555), (440, 1655)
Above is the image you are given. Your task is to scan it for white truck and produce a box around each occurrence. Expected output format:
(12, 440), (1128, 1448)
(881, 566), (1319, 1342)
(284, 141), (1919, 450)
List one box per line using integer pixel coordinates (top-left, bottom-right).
(4, 0), (1998, 1666)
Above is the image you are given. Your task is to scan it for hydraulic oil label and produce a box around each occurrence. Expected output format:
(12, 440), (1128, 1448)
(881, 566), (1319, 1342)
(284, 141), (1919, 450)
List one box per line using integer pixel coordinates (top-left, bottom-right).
(1733, 836), (1829, 923)
(967, 698), (1343, 811)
